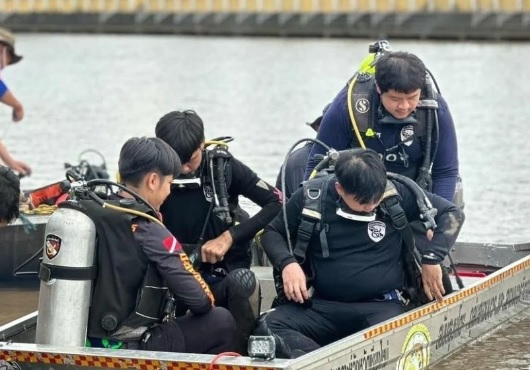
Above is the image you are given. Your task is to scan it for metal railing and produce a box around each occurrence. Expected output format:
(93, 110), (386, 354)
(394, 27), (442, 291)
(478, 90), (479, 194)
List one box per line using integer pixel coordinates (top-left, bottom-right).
(0, 0), (527, 13)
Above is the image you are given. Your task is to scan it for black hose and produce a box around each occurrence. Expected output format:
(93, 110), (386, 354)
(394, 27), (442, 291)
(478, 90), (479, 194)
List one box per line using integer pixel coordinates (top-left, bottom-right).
(13, 246), (43, 276)
(386, 172), (437, 230)
(86, 179), (158, 216)
(280, 138), (332, 254)
(447, 252), (464, 289)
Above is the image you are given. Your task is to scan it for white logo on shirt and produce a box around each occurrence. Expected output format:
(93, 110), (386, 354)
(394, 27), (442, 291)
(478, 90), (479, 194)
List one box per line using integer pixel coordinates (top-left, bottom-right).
(368, 221), (386, 242)
(400, 125), (414, 146)
(203, 185), (213, 202)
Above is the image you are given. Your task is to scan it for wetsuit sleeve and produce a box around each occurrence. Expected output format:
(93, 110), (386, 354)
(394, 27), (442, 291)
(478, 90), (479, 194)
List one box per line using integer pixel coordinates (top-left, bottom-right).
(397, 182), (465, 264)
(227, 157), (282, 244)
(304, 88), (353, 180)
(0, 80), (7, 98)
(134, 219), (215, 314)
(430, 95), (459, 201)
(261, 188), (304, 272)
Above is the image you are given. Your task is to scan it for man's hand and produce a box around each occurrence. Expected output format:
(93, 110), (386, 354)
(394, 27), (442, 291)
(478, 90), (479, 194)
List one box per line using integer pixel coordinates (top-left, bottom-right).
(421, 264), (444, 302)
(12, 104), (24, 122)
(282, 262), (309, 304)
(201, 230), (233, 264)
(6, 159), (31, 177)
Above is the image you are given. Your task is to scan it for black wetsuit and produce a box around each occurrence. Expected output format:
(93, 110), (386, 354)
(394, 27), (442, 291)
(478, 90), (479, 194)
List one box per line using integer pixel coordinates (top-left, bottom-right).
(259, 179), (464, 358)
(160, 155), (282, 352)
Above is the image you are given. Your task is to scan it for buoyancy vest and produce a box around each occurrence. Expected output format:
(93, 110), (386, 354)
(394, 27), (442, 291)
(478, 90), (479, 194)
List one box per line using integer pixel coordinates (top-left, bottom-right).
(347, 74), (439, 188)
(272, 168), (450, 309)
(348, 74), (438, 141)
(63, 199), (170, 341)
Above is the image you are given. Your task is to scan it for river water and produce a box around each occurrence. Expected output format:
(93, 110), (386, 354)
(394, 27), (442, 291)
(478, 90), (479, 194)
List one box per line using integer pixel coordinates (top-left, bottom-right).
(1, 34), (529, 367)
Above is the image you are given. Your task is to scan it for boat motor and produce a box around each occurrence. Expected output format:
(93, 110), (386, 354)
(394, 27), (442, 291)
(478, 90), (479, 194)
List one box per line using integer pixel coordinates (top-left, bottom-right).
(35, 183), (97, 347)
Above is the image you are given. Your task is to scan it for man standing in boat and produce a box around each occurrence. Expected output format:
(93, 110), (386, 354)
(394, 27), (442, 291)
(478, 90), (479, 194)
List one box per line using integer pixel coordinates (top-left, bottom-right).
(0, 28), (31, 177)
(155, 110), (282, 354)
(257, 149), (465, 359)
(87, 137), (237, 353)
(0, 165), (20, 226)
(304, 45), (461, 205)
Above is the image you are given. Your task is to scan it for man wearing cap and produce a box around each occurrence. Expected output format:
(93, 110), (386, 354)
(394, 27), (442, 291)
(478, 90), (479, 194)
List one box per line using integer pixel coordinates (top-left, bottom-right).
(0, 27), (31, 176)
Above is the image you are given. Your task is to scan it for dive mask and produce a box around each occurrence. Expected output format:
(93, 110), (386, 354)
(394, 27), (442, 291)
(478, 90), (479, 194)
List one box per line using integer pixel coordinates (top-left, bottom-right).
(172, 174), (201, 190)
(336, 201), (376, 222)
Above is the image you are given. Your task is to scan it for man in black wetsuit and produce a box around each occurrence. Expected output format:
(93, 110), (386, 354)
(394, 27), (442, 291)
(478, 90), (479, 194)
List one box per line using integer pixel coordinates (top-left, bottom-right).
(155, 110), (282, 353)
(257, 149), (465, 358)
(86, 137), (237, 354)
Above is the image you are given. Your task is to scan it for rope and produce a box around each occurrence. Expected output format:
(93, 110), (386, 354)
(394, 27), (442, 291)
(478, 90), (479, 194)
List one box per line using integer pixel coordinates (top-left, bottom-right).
(208, 352), (241, 369)
(20, 204), (58, 215)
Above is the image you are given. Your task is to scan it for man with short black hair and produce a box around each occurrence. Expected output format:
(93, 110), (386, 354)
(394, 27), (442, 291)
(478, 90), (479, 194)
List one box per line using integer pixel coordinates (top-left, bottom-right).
(0, 165), (20, 226)
(304, 50), (459, 203)
(87, 136), (237, 354)
(259, 149), (464, 359)
(156, 110), (282, 354)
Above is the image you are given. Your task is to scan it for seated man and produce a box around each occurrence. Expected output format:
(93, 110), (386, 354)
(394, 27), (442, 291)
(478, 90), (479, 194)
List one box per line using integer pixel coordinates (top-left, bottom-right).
(86, 137), (237, 354)
(155, 110), (282, 353)
(0, 165), (20, 226)
(257, 149), (465, 359)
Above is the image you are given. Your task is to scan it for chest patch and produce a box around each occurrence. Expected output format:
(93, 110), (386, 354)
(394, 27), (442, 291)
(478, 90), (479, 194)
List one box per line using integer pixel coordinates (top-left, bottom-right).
(203, 184), (213, 202)
(367, 221), (386, 242)
(400, 125), (414, 146)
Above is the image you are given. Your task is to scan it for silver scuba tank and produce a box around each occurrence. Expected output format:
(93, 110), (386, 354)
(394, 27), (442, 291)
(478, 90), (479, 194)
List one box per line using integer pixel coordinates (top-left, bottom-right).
(35, 207), (97, 347)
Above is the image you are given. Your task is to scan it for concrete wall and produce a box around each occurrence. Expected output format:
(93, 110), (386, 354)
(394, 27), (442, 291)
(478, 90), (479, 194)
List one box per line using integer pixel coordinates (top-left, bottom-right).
(1, 11), (529, 40)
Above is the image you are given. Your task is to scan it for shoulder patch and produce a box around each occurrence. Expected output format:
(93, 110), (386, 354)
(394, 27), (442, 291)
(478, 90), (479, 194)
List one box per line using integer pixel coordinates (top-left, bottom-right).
(162, 235), (183, 254)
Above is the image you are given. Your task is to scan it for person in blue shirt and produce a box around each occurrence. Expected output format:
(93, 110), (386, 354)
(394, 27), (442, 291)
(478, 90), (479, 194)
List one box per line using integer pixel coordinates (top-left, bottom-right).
(304, 51), (459, 203)
(0, 27), (31, 176)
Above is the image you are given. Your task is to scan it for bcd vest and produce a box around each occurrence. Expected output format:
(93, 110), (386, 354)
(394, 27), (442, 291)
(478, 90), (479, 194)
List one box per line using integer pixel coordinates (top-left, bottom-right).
(63, 199), (171, 341)
(181, 147), (252, 272)
(272, 170), (452, 309)
(348, 74), (438, 147)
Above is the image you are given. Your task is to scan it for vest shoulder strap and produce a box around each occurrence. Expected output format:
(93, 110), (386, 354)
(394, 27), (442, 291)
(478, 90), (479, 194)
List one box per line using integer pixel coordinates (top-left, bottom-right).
(293, 174), (332, 263)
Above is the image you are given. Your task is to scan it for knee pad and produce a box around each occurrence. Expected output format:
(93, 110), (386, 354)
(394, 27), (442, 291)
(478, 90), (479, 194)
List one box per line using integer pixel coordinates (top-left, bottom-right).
(226, 268), (257, 298)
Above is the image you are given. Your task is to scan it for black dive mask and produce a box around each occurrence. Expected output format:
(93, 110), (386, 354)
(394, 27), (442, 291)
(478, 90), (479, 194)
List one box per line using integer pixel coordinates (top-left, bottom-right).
(378, 105), (418, 126)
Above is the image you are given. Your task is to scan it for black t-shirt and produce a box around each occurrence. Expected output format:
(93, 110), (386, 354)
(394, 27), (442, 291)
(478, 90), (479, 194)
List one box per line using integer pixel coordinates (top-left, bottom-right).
(261, 178), (464, 302)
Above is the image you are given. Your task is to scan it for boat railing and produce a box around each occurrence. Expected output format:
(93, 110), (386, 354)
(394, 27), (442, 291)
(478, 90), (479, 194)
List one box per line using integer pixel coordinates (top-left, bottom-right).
(0, 0), (527, 14)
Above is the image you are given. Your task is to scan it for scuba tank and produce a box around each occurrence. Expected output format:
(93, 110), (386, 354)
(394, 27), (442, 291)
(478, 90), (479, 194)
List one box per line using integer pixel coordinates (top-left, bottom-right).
(35, 178), (167, 347)
(35, 199), (97, 347)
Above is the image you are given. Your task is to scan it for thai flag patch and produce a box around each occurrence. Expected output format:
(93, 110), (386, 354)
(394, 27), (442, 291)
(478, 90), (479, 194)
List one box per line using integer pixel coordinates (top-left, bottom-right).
(162, 236), (182, 254)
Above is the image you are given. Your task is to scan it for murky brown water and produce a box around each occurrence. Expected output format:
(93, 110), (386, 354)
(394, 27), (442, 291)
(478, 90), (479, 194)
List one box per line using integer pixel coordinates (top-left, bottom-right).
(0, 286), (39, 325)
(433, 310), (530, 369)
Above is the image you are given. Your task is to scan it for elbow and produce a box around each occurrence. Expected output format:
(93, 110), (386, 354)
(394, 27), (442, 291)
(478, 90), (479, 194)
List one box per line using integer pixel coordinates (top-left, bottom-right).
(189, 300), (213, 315)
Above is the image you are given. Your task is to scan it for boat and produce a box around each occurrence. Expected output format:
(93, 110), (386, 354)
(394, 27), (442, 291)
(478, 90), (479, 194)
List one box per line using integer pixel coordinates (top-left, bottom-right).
(0, 215), (50, 283)
(0, 240), (529, 370)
